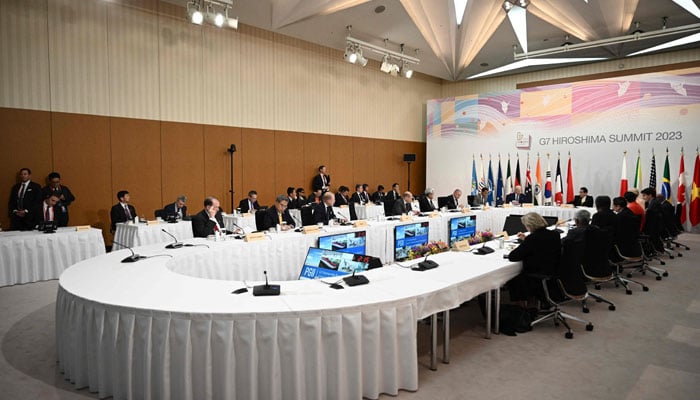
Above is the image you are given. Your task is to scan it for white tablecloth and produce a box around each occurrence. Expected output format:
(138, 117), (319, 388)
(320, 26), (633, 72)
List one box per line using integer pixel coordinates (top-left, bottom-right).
(0, 227), (105, 286)
(112, 221), (193, 250)
(354, 204), (385, 220)
(222, 213), (256, 231)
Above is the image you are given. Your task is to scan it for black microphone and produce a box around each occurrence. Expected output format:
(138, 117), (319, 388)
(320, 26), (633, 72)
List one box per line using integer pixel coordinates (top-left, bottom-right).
(343, 267), (370, 286)
(112, 239), (145, 263)
(253, 270), (280, 296)
(416, 253), (439, 270)
(161, 229), (184, 249)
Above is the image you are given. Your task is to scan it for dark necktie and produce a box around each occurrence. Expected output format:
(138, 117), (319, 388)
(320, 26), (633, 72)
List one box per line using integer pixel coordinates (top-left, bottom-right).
(18, 183), (27, 209)
(327, 206), (334, 221)
(45, 205), (51, 221)
(124, 205), (132, 219)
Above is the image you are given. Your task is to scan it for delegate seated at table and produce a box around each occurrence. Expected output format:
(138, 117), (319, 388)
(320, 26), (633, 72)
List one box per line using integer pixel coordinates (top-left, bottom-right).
(260, 195), (296, 231)
(192, 197), (226, 237)
(110, 190), (137, 231)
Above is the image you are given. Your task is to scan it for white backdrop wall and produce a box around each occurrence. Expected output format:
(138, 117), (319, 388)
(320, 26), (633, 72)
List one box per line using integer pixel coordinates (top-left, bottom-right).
(427, 67), (700, 217)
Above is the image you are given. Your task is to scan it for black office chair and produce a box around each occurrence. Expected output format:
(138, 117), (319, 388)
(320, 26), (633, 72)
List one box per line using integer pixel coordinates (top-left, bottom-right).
(254, 209), (267, 231)
(300, 206), (315, 226)
(437, 196), (449, 209)
(579, 227), (622, 304)
(467, 195), (476, 207)
(530, 239), (594, 339)
(154, 209), (163, 219)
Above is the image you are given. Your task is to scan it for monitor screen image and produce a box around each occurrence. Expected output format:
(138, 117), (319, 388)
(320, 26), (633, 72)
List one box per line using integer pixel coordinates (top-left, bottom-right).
(448, 214), (477, 245)
(394, 221), (430, 261)
(318, 231), (367, 255)
(299, 247), (373, 280)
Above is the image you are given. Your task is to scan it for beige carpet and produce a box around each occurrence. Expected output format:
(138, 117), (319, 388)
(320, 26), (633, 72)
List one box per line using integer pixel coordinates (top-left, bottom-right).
(1, 234), (699, 400)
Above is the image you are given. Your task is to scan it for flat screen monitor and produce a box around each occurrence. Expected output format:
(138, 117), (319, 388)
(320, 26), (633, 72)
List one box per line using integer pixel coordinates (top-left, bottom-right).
(448, 215), (477, 245)
(318, 231), (367, 255)
(394, 221), (430, 261)
(502, 214), (526, 235)
(299, 247), (373, 280)
(543, 216), (559, 226)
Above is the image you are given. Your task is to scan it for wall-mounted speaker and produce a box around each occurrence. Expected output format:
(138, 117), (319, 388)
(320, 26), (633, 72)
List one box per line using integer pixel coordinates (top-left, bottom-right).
(403, 153), (416, 162)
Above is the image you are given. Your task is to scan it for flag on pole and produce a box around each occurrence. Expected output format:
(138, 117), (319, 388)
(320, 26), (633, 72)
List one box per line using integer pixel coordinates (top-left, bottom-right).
(662, 149), (671, 201)
(566, 153), (574, 203)
(470, 156), (478, 195)
(525, 154), (533, 203)
(678, 149), (687, 225)
(478, 155), (486, 190)
(514, 154), (521, 188)
(633, 150), (643, 189)
(496, 156), (504, 205)
(544, 154), (552, 205)
(505, 155), (513, 195)
(554, 154), (563, 205)
(535, 154), (543, 206)
(620, 152), (628, 196)
(691, 150), (700, 227)
(649, 150), (657, 191)
(487, 156), (494, 204)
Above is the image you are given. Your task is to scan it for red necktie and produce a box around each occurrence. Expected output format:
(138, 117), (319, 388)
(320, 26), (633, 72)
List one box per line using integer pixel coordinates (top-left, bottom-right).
(45, 206), (51, 221)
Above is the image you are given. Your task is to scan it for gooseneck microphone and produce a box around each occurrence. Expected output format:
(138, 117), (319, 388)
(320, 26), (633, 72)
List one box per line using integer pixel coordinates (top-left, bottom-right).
(343, 267), (370, 286)
(112, 239), (146, 263)
(416, 253), (439, 271)
(161, 229), (184, 249)
(252, 270), (281, 296)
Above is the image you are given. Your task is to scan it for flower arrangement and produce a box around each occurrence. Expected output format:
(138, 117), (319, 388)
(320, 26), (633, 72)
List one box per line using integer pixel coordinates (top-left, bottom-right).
(406, 240), (449, 260)
(467, 230), (494, 245)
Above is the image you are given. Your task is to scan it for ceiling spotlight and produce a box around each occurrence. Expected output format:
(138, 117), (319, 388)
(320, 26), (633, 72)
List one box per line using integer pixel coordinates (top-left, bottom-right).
(344, 43), (358, 64)
(186, 1), (237, 29)
(631, 21), (644, 35)
(356, 48), (368, 67)
(214, 12), (225, 27)
(380, 55), (393, 73)
(401, 61), (413, 79)
(561, 34), (573, 46)
(503, 0), (529, 12)
(227, 16), (238, 29)
(187, 1), (204, 25)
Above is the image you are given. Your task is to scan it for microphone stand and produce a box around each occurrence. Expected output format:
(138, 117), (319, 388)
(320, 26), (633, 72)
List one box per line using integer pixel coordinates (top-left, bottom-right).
(161, 228), (184, 249)
(253, 270), (281, 296)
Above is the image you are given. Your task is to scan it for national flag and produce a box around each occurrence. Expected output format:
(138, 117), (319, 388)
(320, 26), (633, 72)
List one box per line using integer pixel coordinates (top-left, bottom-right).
(633, 151), (643, 189)
(620, 152), (628, 196)
(535, 154), (543, 206)
(525, 154), (533, 203)
(505, 155), (513, 195)
(691, 151), (700, 227)
(554, 156), (563, 205)
(515, 155), (521, 188)
(566, 154), (574, 204)
(544, 155), (552, 205)
(487, 156), (495, 204)
(470, 156), (478, 195)
(661, 150), (671, 201)
(478, 155), (486, 190)
(496, 156), (504, 205)
(649, 151), (657, 191)
(678, 150), (687, 225)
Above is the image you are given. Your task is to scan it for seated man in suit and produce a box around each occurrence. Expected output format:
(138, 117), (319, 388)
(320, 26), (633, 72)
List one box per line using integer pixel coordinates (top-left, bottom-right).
(612, 196), (641, 258)
(361, 184), (371, 204)
(505, 185), (526, 205)
(261, 195), (296, 231)
(569, 187), (594, 207)
(384, 183), (401, 214)
(286, 187), (299, 209)
(562, 209), (591, 245)
(419, 188), (438, 212)
(307, 188), (323, 205)
(191, 196), (227, 237)
(163, 195), (187, 219)
(392, 192), (418, 216)
(8, 167), (43, 230)
(372, 185), (386, 204)
(314, 192), (346, 225)
(472, 187), (489, 207)
(42, 171), (76, 226)
(33, 192), (68, 228)
(110, 190), (137, 232)
(238, 190), (260, 213)
(312, 165), (331, 193)
(444, 189), (462, 210)
(591, 196), (615, 235)
(334, 186), (350, 207)
(295, 188), (306, 204)
(349, 184), (366, 220)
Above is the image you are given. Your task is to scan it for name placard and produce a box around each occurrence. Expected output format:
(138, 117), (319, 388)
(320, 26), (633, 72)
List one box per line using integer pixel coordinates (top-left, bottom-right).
(453, 239), (471, 251)
(503, 204), (513, 208)
(146, 220), (160, 226)
(75, 225), (91, 231)
(399, 215), (413, 222)
(302, 225), (320, 234)
(339, 205), (349, 209)
(244, 232), (266, 242)
(353, 220), (368, 227)
(522, 203), (535, 208)
(561, 204), (574, 208)
(498, 231), (509, 240)
(428, 212), (440, 218)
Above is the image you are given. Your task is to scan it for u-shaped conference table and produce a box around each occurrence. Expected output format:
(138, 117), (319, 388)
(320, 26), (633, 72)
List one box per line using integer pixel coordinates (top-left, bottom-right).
(56, 207), (588, 400)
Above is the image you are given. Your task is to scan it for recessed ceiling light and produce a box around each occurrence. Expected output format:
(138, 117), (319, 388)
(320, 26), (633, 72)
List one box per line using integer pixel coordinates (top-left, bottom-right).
(375, 5), (386, 14)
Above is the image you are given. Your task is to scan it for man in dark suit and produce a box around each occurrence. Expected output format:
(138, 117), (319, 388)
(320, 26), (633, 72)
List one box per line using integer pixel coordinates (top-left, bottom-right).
(33, 192), (68, 228)
(372, 185), (386, 204)
(238, 190), (260, 213)
(591, 196), (616, 235)
(349, 184), (366, 220)
(110, 190), (137, 232)
(419, 188), (438, 212)
(8, 168), (43, 230)
(191, 196), (226, 237)
(444, 189), (462, 210)
(295, 188), (306, 204)
(261, 195), (296, 231)
(314, 192), (343, 225)
(307, 188), (323, 205)
(163, 195), (187, 219)
(312, 165), (331, 193)
(286, 187), (299, 209)
(385, 183), (401, 215)
(505, 185), (526, 205)
(334, 186), (350, 207)
(569, 187), (594, 207)
(392, 192), (417, 216)
(361, 184), (371, 204)
(42, 171), (76, 226)
(472, 187), (489, 206)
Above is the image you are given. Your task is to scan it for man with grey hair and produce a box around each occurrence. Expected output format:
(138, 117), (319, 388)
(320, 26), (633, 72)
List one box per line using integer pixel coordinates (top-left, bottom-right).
(261, 195), (296, 231)
(562, 209), (591, 245)
(163, 195), (187, 219)
(419, 188), (438, 212)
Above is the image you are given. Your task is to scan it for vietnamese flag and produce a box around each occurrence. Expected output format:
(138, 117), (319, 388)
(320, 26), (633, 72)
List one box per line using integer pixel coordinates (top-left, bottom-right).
(566, 153), (574, 204)
(690, 151), (700, 227)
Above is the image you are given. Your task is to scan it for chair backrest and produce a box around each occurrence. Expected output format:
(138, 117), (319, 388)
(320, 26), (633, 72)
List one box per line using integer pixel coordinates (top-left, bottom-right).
(674, 204), (686, 232)
(616, 211), (641, 256)
(581, 226), (613, 278)
(437, 196), (449, 209)
(154, 209), (163, 219)
(557, 239), (588, 297)
(467, 195), (476, 206)
(300, 206), (315, 226)
(254, 209), (267, 231)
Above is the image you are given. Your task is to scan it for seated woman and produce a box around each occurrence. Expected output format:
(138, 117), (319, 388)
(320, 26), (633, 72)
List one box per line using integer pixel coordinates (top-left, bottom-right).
(506, 212), (562, 309)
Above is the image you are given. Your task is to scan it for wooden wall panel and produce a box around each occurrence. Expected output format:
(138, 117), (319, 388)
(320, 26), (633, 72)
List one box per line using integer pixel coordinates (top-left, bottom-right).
(274, 131), (305, 197)
(352, 137), (375, 189)
(241, 128), (276, 207)
(302, 134), (330, 192)
(203, 125), (242, 213)
(110, 117), (162, 221)
(373, 139), (402, 192)
(0, 108), (52, 230)
(51, 112), (111, 232)
(161, 121), (205, 213)
(329, 136), (354, 193)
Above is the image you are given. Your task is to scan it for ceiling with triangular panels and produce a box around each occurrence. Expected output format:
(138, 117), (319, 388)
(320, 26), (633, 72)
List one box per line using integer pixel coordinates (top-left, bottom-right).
(170, 0), (700, 80)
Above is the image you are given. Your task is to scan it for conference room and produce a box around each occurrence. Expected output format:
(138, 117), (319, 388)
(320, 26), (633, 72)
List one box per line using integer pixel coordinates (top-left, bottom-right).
(1, 0), (700, 399)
